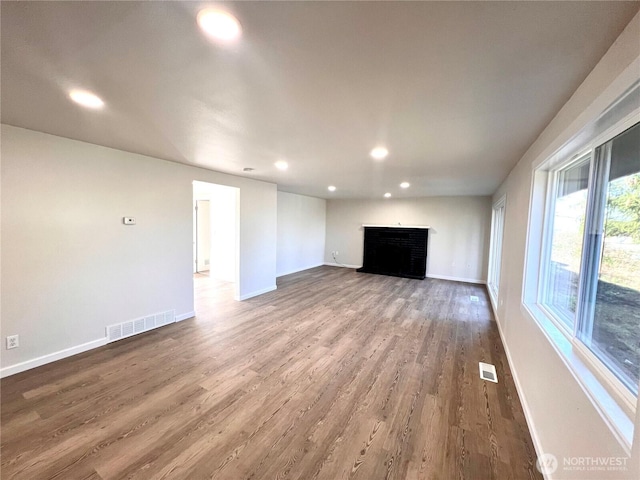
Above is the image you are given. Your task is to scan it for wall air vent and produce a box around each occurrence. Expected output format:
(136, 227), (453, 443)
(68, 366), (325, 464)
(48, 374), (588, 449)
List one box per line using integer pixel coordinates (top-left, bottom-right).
(144, 315), (155, 330)
(106, 309), (175, 343)
(108, 324), (123, 342)
(479, 362), (498, 383)
(134, 318), (145, 333)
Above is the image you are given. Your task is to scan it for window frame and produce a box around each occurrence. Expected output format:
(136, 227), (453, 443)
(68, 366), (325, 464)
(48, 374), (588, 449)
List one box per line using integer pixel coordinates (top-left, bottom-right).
(543, 121), (639, 400)
(487, 194), (506, 306)
(576, 124), (639, 404)
(526, 110), (640, 451)
(538, 152), (593, 333)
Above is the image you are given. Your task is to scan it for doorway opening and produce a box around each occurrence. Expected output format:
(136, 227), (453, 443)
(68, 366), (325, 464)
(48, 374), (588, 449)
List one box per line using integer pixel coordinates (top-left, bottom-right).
(193, 181), (240, 307)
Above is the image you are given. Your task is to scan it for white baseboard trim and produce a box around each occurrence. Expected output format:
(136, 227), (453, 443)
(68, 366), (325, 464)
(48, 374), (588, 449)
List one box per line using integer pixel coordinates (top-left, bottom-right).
(0, 337), (108, 379)
(175, 311), (196, 322)
(276, 263), (324, 278)
(323, 262), (361, 269)
(322, 265), (486, 285)
(237, 285), (277, 301)
(489, 299), (547, 478)
(426, 273), (486, 284)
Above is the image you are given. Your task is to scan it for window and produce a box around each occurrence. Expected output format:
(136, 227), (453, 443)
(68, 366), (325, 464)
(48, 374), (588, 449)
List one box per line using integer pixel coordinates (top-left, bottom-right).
(525, 81), (640, 449)
(540, 122), (640, 398)
(542, 157), (590, 328)
(488, 196), (506, 303)
(578, 122), (640, 395)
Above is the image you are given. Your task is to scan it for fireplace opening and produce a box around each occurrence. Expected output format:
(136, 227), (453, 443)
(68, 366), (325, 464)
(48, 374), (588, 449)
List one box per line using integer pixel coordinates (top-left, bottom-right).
(356, 226), (429, 280)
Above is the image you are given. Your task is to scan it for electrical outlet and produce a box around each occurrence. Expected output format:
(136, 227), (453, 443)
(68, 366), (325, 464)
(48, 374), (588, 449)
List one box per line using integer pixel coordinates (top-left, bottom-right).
(6, 335), (19, 349)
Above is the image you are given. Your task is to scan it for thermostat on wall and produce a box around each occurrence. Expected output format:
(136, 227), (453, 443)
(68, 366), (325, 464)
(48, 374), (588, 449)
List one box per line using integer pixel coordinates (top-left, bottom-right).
(123, 217), (136, 225)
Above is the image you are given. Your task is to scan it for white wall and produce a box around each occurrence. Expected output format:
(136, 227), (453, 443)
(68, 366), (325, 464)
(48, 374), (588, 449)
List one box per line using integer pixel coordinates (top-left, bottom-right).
(492, 12), (640, 480)
(0, 125), (277, 376)
(324, 196), (491, 283)
(276, 191), (326, 277)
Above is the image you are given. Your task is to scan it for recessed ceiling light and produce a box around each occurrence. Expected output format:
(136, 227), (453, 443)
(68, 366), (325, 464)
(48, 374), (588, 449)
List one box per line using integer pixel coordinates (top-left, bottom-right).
(384, 192), (391, 198)
(400, 182), (410, 189)
(328, 185), (336, 192)
(370, 147), (389, 160)
(69, 90), (104, 109)
(275, 160), (288, 171)
(197, 9), (242, 42)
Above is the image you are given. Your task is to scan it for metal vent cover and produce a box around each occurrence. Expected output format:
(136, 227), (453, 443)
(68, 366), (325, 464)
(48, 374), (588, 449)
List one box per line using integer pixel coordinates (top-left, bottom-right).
(122, 321), (134, 337)
(108, 324), (122, 342)
(479, 362), (498, 383)
(106, 310), (175, 343)
(134, 318), (145, 333)
(145, 315), (155, 330)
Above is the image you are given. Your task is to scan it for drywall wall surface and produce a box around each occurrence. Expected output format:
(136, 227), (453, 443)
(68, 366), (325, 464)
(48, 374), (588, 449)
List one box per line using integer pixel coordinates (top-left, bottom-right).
(490, 11), (640, 480)
(324, 196), (491, 283)
(1, 125), (276, 373)
(276, 191), (326, 276)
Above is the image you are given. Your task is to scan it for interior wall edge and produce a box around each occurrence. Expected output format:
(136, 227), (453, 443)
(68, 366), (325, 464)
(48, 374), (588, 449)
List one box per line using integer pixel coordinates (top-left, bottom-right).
(276, 263), (325, 278)
(175, 311), (196, 322)
(425, 273), (486, 285)
(236, 285), (277, 301)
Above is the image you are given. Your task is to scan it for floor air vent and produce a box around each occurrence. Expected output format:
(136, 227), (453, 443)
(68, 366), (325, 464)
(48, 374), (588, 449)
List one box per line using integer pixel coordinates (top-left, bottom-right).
(479, 362), (498, 383)
(106, 309), (175, 343)
(470, 295), (479, 302)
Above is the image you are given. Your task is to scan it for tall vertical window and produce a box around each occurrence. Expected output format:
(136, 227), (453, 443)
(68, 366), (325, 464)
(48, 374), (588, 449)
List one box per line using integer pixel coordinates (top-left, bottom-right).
(542, 157), (590, 328)
(579, 122), (640, 394)
(488, 196), (506, 303)
(540, 121), (639, 397)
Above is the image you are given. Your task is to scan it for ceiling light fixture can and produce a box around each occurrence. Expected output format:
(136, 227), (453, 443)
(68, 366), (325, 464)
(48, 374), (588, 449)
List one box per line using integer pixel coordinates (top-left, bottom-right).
(275, 160), (288, 171)
(328, 186), (336, 192)
(370, 147), (389, 160)
(384, 193), (391, 198)
(400, 182), (410, 189)
(69, 90), (104, 109)
(197, 9), (242, 42)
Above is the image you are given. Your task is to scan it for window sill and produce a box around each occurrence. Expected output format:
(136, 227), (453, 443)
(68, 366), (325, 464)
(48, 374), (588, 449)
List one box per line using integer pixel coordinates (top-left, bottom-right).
(521, 301), (635, 453)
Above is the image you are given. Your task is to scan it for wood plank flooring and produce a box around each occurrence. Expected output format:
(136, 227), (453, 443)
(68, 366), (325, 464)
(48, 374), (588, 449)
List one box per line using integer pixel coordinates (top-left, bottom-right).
(1, 266), (542, 479)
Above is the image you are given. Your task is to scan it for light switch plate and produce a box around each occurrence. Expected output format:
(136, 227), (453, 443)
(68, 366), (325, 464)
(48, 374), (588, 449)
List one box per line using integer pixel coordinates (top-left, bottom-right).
(123, 217), (136, 225)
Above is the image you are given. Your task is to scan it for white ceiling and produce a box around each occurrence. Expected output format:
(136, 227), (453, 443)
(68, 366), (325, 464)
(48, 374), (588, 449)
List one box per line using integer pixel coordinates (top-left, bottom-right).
(2, 1), (639, 199)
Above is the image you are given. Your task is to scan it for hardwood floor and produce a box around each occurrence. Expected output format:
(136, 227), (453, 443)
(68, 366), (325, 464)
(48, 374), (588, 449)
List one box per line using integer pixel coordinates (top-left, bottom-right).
(1, 266), (542, 479)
